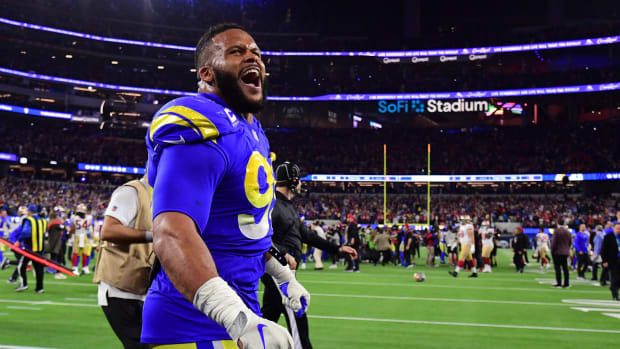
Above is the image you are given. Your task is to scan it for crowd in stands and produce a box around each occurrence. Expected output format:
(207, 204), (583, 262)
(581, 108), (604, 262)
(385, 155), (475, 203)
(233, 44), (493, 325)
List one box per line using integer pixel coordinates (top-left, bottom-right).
(0, 120), (147, 168)
(1, 173), (617, 232)
(2, 119), (618, 175)
(0, 176), (114, 217)
(296, 194), (619, 228)
(270, 126), (619, 175)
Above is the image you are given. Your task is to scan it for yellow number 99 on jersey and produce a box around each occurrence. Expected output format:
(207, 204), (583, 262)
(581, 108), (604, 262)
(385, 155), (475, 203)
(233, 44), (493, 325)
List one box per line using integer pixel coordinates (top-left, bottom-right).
(238, 151), (275, 240)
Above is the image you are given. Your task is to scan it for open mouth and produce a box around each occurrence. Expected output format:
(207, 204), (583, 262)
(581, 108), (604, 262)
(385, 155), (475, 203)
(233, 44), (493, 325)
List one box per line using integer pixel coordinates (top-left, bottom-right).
(240, 67), (262, 89)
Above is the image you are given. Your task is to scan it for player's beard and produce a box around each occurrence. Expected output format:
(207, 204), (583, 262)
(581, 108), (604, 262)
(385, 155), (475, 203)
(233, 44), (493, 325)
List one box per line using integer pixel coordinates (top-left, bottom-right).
(213, 67), (266, 114)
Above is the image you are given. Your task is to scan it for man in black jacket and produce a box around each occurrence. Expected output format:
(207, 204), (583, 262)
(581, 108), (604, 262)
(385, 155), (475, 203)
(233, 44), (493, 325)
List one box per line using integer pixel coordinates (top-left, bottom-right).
(512, 227), (528, 273)
(261, 161), (357, 349)
(601, 222), (620, 300)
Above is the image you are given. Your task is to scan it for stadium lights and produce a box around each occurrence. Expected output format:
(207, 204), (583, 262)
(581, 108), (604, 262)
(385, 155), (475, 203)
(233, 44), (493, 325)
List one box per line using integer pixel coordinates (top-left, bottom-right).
(0, 102), (72, 119)
(65, 54), (73, 59)
(157, 65), (165, 70)
(74, 86), (97, 92)
(302, 173), (620, 183)
(111, 60), (118, 65)
(118, 112), (141, 117)
(0, 152), (17, 161)
(1, 66), (619, 100)
(19, 157), (28, 165)
(34, 97), (55, 103)
(0, 16), (618, 57)
(74, 161), (620, 183)
(117, 92), (141, 97)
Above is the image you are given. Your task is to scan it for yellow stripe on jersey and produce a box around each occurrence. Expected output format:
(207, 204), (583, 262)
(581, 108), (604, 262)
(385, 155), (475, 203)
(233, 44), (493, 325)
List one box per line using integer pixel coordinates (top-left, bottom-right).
(150, 105), (220, 142)
(149, 113), (200, 141)
(150, 341), (237, 349)
(221, 340), (238, 349)
(151, 343), (197, 349)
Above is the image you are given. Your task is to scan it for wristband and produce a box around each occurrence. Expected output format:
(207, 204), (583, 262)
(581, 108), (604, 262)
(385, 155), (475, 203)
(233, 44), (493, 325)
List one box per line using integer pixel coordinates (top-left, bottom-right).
(265, 256), (292, 284)
(193, 277), (251, 341)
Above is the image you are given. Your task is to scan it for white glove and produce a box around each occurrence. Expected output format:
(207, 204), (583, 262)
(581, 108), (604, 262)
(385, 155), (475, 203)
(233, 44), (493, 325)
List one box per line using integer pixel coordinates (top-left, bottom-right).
(194, 277), (293, 348)
(470, 244), (476, 254)
(265, 257), (310, 316)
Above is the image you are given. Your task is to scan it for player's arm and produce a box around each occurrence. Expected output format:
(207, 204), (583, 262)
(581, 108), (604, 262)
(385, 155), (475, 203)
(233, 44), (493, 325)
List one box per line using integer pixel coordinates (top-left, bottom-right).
(102, 186), (152, 244)
(154, 211), (219, 298)
(152, 143), (292, 348)
(101, 216), (152, 244)
(151, 143), (227, 301)
(300, 223), (356, 258)
(263, 249), (310, 316)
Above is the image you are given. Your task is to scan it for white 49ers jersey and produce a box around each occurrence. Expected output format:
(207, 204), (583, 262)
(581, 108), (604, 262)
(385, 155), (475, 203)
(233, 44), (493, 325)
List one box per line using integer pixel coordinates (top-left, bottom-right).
(536, 233), (549, 249)
(72, 215), (93, 248)
(458, 224), (473, 245)
(482, 227), (495, 247)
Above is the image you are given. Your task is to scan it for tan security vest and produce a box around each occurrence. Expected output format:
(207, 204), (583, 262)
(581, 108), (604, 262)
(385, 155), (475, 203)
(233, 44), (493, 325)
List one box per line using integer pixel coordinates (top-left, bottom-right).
(93, 179), (154, 295)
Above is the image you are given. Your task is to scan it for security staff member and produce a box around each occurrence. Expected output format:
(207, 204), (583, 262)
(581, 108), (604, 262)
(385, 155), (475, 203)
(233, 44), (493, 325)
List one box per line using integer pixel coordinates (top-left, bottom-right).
(93, 177), (154, 349)
(261, 161), (357, 349)
(601, 222), (620, 301)
(15, 204), (47, 293)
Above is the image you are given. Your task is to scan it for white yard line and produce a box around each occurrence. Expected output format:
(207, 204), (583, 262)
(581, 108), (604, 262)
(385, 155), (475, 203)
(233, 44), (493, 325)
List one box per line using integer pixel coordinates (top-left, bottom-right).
(64, 297), (96, 302)
(301, 280), (608, 294)
(307, 315), (620, 334)
(0, 345), (58, 349)
(302, 274), (550, 283)
(311, 293), (566, 306)
(536, 278), (599, 285)
(563, 299), (620, 307)
(6, 306), (40, 311)
(572, 307), (620, 313)
(45, 281), (97, 287)
(603, 313), (620, 319)
(0, 299), (97, 308)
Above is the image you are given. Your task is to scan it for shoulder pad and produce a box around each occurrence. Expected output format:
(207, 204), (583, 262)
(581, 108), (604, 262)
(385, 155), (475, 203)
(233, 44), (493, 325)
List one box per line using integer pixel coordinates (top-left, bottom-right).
(148, 95), (240, 146)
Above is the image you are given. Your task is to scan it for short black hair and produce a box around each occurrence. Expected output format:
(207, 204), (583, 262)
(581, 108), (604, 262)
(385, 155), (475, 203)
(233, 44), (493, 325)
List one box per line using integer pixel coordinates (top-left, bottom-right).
(194, 23), (247, 78)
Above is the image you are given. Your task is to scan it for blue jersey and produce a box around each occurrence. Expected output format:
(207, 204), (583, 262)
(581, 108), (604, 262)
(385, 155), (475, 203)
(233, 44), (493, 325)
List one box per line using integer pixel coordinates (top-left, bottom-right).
(0, 216), (9, 238)
(142, 93), (276, 344)
(574, 231), (589, 253)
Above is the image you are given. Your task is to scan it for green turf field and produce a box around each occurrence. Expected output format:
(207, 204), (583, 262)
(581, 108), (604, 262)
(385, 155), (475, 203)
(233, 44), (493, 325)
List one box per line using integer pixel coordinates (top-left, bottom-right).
(1, 249), (618, 349)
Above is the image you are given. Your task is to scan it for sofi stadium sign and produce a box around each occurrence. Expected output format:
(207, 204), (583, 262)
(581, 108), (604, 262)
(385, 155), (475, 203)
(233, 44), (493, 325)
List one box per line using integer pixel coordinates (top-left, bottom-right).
(378, 99), (490, 114)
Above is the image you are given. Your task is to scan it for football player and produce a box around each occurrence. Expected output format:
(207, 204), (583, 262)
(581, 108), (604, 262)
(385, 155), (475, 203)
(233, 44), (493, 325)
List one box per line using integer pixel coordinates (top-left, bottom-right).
(449, 216), (477, 278)
(69, 203), (93, 275)
(536, 228), (550, 270)
(445, 226), (458, 266)
(480, 220), (495, 272)
(142, 24), (296, 348)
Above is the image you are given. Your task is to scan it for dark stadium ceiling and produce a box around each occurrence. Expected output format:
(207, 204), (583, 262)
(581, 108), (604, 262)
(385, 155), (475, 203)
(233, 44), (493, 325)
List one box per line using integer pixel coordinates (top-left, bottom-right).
(2, 0), (619, 49)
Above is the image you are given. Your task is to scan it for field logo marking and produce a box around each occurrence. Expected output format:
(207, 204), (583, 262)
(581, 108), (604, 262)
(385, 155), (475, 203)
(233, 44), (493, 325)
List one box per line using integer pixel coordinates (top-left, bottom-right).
(564, 299), (620, 320)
